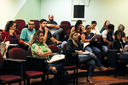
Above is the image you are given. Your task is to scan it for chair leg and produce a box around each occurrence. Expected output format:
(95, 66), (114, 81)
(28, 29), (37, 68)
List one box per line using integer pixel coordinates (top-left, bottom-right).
(76, 68), (78, 84)
(41, 75), (45, 85)
(19, 81), (21, 85)
(73, 69), (75, 85)
(115, 65), (117, 78)
(47, 74), (49, 85)
(27, 78), (30, 85)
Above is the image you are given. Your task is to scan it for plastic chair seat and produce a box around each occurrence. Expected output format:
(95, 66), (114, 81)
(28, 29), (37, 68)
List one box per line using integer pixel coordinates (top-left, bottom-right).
(26, 71), (44, 77)
(0, 75), (21, 82)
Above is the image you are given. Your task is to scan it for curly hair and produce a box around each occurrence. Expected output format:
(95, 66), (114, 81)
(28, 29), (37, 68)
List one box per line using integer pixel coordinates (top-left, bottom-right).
(30, 30), (44, 47)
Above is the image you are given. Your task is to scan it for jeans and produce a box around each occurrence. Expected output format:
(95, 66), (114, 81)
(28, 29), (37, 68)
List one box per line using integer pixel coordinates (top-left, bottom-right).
(119, 53), (128, 61)
(85, 46), (102, 62)
(78, 53), (102, 79)
(102, 45), (108, 58)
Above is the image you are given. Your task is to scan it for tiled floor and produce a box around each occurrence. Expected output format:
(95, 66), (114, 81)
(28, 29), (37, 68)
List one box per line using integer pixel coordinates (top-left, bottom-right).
(11, 67), (128, 85)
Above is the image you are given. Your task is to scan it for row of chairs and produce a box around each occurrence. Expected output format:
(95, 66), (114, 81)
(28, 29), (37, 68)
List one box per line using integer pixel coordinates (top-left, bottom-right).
(15, 19), (71, 38)
(0, 44), (78, 85)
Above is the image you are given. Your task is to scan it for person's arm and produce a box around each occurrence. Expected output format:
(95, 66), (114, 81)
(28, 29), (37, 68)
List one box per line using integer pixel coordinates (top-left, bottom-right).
(81, 26), (85, 33)
(50, 37), (61, 44)
(103, 38), (112, 44)
(70, 27), (75, 32)
(20, 39), (29, 45)
(81, 34), (91, 43)
(31, 43), (52, 57)
(47, 24), (60, 29)
(43, 27), (49, 43)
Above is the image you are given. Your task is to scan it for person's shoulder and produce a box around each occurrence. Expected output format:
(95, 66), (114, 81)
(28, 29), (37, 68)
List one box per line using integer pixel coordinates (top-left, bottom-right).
(102, 30), (107, 34)
(67, 39), (73, 43)
(1, 31), (9, 35)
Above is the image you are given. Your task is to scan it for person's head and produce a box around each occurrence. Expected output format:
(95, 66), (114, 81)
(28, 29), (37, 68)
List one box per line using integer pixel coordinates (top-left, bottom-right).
(28, 20), (35, 31)
(91, 21), (97, 29)
(4, 20), (16, 31)
(103, 20), (110, 30)
(107, 24), (114, 33)
(85, 25), (91, 33)
(69, 31), (78, 41)
(48, 14), (54, 22)
(30, 30), (44, 47)
(75, 20), (83, 31)
(39, 19), (47, 30)
(118, 24), (125, 33)
(114, 30), (122, 41)
(68, 31), (78, 47)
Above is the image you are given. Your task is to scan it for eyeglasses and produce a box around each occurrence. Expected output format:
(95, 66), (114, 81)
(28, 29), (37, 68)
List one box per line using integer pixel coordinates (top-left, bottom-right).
(28, 23), (34, 25)
(39, 35), (44, 37)
(87, 28), (91, 30)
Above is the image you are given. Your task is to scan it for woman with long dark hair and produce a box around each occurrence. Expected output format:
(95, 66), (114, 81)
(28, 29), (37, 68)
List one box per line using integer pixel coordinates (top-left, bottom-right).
(100, 20), (110, 33)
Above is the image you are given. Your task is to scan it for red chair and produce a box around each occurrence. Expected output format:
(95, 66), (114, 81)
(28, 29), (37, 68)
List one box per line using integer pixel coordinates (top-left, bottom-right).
(15, 19), (25, 32)
(97, 36), (101, 42)
(60, 21), (71, 27)
(107, 43), (128, 78)
(63, 44), (78, 85)
(0, 53), (22, 85)
(34, 20), (40, 31)
(9, 48), (45, 85)
(48, 45), (60, 53)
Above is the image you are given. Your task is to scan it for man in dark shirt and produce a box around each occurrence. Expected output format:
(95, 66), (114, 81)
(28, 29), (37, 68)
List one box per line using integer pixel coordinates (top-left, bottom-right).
(39, 19), (61, 45)
(47, 14), (64, 41)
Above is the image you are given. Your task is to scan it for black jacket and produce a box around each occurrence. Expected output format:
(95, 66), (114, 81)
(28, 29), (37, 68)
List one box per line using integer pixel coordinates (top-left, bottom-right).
(66, 40), (85, 53)
(112, 39), (125, 53)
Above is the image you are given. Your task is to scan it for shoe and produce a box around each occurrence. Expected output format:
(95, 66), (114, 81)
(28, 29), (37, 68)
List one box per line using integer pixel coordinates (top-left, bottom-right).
(87, 79), (95, 85)
(99, 66), (109, 71)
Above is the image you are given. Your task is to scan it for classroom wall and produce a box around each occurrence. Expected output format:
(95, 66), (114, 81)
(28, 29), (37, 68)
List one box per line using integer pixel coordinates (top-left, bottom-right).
(41, 0), (128, 35)
(0, 0), (41, 30)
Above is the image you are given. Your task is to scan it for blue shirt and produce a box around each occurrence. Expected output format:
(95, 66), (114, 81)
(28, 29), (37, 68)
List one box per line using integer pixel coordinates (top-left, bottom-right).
(20, 28), (36, 43)
(82, 32), (94, 39)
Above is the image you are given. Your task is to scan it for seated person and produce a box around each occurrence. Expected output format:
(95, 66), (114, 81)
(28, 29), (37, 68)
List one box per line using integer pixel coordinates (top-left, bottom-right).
(1, 20), (28, 58)
(112, 30), (128, 60)
(100, 20), (110, 33)
(20, 20), (36, 45)
(117, 24), (127, 43)
(39, 19), (66, 48)
(71, 20), (85, 39)
(66, 31), (108, 85)
(101, 24), (114, 56)
(47, 14), (64, 41)
(91, 21), (100, 35)
(81, 25), (105, 62)
(30, 31), (64, 85)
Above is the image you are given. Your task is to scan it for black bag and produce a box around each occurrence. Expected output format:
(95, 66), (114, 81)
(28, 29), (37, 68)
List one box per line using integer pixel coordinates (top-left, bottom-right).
(64, 52), (78, 66)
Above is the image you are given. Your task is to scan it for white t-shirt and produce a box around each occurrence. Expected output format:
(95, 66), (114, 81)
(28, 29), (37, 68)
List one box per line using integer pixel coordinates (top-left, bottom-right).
(101, 30), (108, 38)
(91, 27), (100, 35)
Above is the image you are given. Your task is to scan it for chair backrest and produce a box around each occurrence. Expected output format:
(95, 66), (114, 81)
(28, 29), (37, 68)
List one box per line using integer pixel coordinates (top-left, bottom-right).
(60, 24), (70, 35)
(9, 48), (26, 60)
(60, 21), (71, 27)
(108, 43), (112, 49)
(67, 29), (71, 35)
(63, 44), (67, 53)
(15, 29), (21, 35)
(48, 45), (59, 53)
(97, 36), (101, 42)
(28, 47), (32, 56)
(34, 20), (40, 31)
(15, 19), (25, 32)
(0, 53), (4, 70)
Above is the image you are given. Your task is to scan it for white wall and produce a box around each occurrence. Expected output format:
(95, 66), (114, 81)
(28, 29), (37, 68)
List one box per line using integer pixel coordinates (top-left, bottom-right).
(41, 0), (128, 35)
(0, 0), (27, 30)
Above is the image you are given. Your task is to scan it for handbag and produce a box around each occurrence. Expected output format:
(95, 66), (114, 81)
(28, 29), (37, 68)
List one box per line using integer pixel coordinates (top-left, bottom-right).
(47, 54), (65, 63)
(0, 37), (10, 58)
